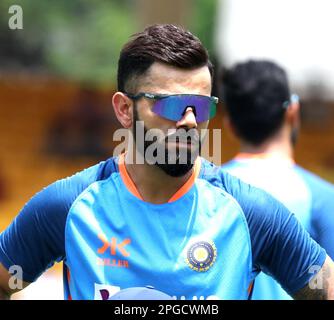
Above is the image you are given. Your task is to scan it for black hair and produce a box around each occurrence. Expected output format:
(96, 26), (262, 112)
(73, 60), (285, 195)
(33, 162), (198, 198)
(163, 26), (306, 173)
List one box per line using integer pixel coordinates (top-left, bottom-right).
(117, 24), (213, 93)
(222, 60), (290, 145)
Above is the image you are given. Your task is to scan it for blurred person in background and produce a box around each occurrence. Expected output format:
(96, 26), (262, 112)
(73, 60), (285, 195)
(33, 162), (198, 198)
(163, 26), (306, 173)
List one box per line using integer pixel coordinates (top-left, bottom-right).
(221, 60), (334, 300)
(0, 25), (334, 300)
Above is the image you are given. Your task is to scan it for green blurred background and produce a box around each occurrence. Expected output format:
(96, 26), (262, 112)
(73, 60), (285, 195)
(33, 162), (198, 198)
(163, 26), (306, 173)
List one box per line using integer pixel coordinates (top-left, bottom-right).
(0, 0), (217, 85)
(0, 0), (334, 299)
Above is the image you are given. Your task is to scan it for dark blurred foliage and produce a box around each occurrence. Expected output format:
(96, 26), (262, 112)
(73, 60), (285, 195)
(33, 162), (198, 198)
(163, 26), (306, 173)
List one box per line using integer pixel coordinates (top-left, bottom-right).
(0, 0), (137, 84)
(189, 0), (217, 59)
(0, 0), (217, 86)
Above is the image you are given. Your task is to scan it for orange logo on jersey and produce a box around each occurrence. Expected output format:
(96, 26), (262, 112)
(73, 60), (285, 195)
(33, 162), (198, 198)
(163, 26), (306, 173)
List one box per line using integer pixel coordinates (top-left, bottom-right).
(97, 233), (131, 257)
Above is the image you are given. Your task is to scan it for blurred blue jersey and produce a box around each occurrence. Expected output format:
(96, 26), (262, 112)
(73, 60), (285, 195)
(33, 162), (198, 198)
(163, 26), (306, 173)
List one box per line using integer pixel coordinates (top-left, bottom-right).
(0, 155), (326, 299)
(222, 153), (334, 300)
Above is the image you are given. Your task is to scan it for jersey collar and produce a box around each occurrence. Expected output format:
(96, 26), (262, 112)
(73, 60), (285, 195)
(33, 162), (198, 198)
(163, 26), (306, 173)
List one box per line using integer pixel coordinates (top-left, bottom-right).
(118, 153), (201, 203)
(234, 152), (295, 165)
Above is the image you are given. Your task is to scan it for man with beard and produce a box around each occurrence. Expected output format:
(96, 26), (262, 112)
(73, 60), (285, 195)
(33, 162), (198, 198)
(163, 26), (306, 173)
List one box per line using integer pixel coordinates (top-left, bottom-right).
(221, 60), (334, 299)
(0, 25), (334, 300)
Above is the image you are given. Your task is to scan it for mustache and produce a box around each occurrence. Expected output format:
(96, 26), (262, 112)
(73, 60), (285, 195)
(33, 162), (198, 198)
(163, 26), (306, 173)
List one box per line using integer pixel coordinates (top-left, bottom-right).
(164, 129), (200, 144)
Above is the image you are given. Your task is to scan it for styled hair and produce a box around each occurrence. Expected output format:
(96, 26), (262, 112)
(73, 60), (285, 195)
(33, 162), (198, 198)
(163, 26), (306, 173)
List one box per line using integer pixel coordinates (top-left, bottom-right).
(221, 60), (290, 145)
(117, 24), (213, 93)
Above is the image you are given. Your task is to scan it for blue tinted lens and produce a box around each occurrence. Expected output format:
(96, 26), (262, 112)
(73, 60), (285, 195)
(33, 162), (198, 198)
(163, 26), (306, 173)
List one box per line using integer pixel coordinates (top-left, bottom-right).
(152, 95), (217, 122)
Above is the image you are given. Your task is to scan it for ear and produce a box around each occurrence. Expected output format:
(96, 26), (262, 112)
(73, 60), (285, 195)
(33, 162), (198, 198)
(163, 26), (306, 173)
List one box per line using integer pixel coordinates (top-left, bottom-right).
(285, 99), (300, 127)
(112, 92), (133, 129)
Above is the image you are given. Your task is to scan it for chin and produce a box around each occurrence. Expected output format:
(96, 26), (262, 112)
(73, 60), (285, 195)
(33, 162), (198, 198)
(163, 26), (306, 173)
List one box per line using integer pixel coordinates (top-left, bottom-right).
(155, 162), (194, 177)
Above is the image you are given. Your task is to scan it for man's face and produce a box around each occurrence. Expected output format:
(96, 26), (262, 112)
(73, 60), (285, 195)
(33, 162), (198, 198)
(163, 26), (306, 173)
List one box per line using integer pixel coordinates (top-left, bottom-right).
(130, 62), (212, 177)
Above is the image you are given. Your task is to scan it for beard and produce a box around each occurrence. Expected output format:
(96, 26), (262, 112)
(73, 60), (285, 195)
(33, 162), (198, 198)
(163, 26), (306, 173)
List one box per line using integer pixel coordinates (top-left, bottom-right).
(133, 106), (201, 177)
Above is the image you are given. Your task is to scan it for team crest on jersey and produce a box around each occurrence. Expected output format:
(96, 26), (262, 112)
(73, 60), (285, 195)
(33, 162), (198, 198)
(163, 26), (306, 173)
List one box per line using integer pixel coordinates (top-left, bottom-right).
(185, 240), (217, 272)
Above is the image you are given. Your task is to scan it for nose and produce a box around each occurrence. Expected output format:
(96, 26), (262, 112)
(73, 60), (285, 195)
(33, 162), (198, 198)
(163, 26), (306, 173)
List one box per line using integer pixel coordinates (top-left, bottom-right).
(176, 107), (197, 129)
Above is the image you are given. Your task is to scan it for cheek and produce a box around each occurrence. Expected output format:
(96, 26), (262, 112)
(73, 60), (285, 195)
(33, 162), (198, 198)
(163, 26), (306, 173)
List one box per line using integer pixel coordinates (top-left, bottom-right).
(135, 103), (155, 127)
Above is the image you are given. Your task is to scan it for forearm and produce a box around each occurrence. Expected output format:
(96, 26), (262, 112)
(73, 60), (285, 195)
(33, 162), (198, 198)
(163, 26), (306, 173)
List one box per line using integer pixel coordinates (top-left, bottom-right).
(293, 256), (334, 300)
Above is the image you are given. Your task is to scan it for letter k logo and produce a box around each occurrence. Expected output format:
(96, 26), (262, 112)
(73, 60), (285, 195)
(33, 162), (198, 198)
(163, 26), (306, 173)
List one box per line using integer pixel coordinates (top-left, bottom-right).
(97, 233), (131, 257)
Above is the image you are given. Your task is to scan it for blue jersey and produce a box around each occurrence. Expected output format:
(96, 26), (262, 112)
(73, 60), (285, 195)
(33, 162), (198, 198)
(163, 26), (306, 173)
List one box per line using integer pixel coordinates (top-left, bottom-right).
(222, 154), (334, 300)
(0, 155), (326, 300)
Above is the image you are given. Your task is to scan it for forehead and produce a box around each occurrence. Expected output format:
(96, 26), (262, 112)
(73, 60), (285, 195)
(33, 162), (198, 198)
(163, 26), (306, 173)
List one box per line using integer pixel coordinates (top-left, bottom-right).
(137, 62), (212, 95)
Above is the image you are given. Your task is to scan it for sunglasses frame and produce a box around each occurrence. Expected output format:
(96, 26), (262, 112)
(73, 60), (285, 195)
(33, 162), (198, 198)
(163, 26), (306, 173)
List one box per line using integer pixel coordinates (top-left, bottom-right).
(282, 94), (299, 109)
(125, 92), (218, 122)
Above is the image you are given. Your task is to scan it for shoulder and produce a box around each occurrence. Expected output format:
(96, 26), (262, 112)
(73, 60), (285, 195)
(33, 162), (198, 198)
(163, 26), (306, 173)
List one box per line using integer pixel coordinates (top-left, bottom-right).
(201, 157), (280, 215)
(0, 157), (119, 282)
(11, 156), (119, 241)
(220, 159), (240, 172)
(47, 157), (117, 199)
(201, 157), (299, 236)
(293, 165), (334, 218)
(200, 157), (305, 264)
(29, 157), (117, 210)
(294, 165), (334, 197)
(294, 166), (334, 257)
(200, 159), (327, 294)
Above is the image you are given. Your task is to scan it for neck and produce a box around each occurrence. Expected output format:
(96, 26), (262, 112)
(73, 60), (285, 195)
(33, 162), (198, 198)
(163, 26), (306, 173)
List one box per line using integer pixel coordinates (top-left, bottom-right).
(124, 147), (194, 204)
(239, 126), (294, 160)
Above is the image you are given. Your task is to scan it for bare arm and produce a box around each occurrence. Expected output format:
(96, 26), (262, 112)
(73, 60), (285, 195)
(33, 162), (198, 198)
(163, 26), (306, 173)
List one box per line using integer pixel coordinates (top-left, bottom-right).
(293, 256), (334, 300)
(0, 263), (30, 300)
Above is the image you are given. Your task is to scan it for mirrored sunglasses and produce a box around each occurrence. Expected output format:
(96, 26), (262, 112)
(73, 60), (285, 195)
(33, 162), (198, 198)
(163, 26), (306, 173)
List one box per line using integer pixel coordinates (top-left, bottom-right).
(126, 92), (218, 122)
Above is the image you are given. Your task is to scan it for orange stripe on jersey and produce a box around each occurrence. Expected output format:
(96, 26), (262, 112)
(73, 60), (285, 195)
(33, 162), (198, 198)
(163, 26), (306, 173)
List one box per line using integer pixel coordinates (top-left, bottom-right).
(168, 157), (201, 203)
(247, 280), (255, 299)
(118, 153), (201, 203)
(118, 153), (144, 200)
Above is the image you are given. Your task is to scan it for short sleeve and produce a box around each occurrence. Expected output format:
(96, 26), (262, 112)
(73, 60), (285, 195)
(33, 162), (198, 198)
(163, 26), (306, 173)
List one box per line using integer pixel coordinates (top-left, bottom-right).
(295, 167), (334, 260)
(0, 159), (113, 282)
(221, 171), (327, 296)
(0, 180), (71, 282)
